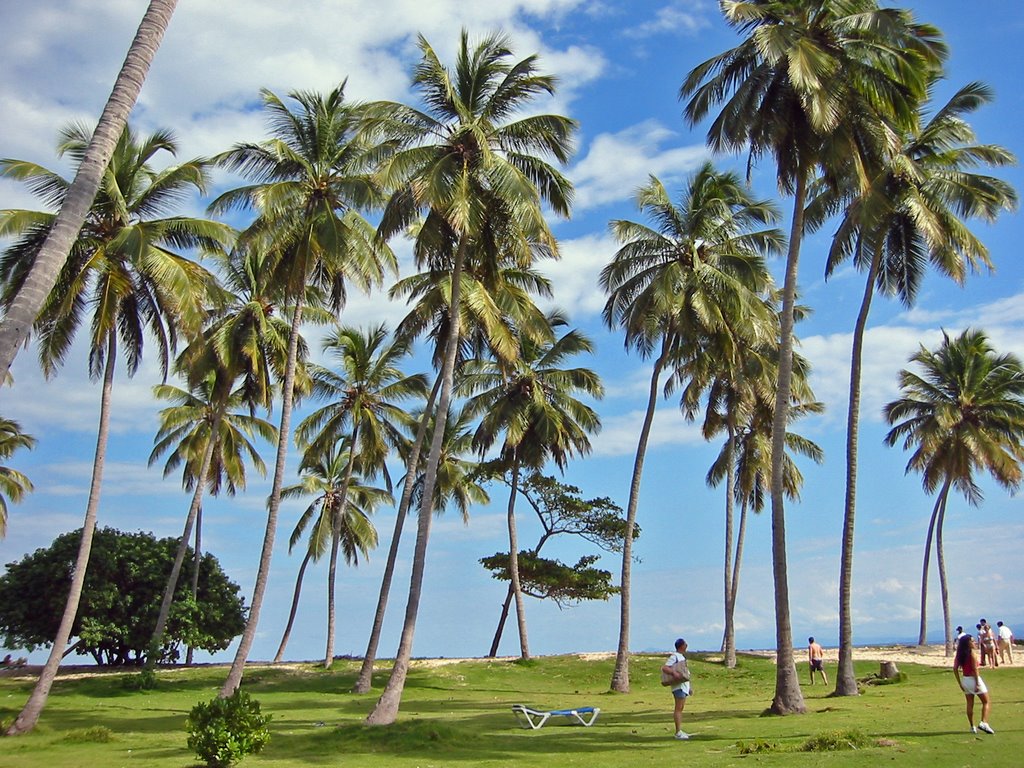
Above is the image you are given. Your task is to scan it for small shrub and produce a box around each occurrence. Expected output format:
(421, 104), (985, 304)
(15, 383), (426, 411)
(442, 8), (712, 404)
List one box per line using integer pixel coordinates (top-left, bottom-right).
(737, 738), (781, 754)
(62, 726), (115, 743)
(186, 690), (271, 768)
(122, 667), (158, 690)
(801, 728), (870, 752)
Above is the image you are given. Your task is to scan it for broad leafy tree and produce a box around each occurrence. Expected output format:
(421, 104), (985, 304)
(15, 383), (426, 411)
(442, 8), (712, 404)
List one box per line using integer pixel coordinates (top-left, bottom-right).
(0, 417), (35, 538)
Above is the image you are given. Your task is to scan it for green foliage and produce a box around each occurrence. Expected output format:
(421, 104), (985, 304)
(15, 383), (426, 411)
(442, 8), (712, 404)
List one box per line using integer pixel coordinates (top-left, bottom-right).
(737, 738), (780, 754)
(186, 691), (271, 768)
(122, 667), (159, 690)
(862, 671), (907, 685)
(480, 551), (618, 606)
(801, 729), (871, 752)
(0, 527), (246, 665)
(62, 726), (115, 743)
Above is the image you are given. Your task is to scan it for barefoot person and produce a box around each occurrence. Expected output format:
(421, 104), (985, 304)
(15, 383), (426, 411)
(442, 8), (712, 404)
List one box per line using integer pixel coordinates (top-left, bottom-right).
(807, 637), (828, 685)
(662, 638), (692, 740)
(953, 634), (994, 734)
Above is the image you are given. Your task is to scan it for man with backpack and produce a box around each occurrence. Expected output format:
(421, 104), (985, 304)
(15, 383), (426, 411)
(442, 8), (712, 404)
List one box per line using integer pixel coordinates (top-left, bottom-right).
(661, 638), (692, 740)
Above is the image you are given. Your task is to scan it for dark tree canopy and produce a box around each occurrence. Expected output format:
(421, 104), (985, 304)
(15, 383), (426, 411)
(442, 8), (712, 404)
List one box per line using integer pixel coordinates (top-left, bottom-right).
(479, 552), (618, 607)
(0, 527), (246, 665)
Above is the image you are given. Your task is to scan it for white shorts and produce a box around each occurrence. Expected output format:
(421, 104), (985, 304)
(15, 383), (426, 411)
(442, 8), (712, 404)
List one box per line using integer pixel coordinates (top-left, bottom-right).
(960, 676), (988, 695)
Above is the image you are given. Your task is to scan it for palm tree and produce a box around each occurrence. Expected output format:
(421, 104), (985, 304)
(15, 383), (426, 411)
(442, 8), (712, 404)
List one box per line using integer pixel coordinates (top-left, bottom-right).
(884, 329), (1024, 655)
(460, 312), (603, 659)
(274, 445), (389, 664)
(680, 0), (944, 714)
(209, 84), (396, 696)
(810, 80), (1017, 694)
(0, 123), (228, 734)
(364, 30), (575, 724)
(295, 323), (427, 668)
(600, 165), (781, 692)
(0, 416), (35, 538)
(0, 0), (179, 385)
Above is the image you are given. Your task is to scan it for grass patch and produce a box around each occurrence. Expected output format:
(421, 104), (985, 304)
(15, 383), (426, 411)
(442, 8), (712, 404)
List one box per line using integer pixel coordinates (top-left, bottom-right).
(60, 726), (115, 743)
(801, 728), (872, 751)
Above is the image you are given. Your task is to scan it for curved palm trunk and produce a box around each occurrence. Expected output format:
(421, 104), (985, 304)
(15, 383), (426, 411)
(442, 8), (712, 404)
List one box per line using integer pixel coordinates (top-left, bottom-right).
(505, 460), (529, 659)
(221, 301), (304, 697)
(273, 549), (313, 663)
(186, 506), (202, 665)
(0, 0), (178, 381)
(835, 249), (882, 695)
(768, 177), (807, 715)
(935, 489), (953, 656)
(722, 421), (737, 668)
(488, 585), (515, 657)
(353, 377), (440, 692)
(6, 334), (117, 735)
(324, 432), (360, 669)
(726, 497), (750, 663)
(365, 242), (465, 725)
(610, 342), (668, 693)
(148, 410), (223, 666)
(917, 487), (945, 645)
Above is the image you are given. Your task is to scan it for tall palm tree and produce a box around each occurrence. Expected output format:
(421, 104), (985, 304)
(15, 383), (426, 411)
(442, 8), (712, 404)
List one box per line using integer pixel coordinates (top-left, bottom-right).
(460, 313), (603, 659)
(600, 165), (781, 692)
(0, 123), (228, 734)
(273, 445), (389, 664)
(295, 323), (426, 668)
(884, 330), (1024, 655)
(680, 0), (944, 714)
(810, 80), (1017, 694)
(0, 0), (179, 385)
(0, 416), (35, 538)
(209, 84), (396, 696)
(364, 30), (575, 724)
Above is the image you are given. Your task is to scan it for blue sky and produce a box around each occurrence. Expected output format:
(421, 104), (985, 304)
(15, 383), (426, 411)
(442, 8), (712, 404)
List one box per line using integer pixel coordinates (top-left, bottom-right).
(1, 1), (1022, 665)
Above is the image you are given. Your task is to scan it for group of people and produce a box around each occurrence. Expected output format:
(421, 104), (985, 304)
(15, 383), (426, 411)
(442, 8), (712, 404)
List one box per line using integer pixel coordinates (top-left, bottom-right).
(956, 619), (1014, 667)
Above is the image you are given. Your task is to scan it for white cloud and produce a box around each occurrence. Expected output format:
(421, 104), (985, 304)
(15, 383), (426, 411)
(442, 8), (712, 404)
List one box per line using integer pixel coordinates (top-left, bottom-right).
(623, 2), (710, 38)
(591, 405), (702, 457)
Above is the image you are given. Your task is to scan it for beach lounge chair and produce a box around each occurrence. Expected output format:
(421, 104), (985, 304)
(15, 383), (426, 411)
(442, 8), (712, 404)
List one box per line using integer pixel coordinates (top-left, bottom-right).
(511, 703), (600, 729)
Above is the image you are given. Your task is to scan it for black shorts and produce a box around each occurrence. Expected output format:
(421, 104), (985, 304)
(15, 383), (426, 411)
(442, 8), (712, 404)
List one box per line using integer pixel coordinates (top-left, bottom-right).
(810, 659), (824, 672)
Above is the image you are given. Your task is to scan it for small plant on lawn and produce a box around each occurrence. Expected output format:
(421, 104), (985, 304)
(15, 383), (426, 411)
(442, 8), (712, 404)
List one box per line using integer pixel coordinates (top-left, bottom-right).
(62, 726), (115, 743)
(122, 667), (159, 690)
(801, 729), (870, 752)
(186, 690), (271, 767)
(737, 738), (781, 754)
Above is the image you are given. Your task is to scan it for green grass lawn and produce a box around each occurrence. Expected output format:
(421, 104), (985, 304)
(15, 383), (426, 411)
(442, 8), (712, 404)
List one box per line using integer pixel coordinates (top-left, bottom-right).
(1, 652), (1020, 767)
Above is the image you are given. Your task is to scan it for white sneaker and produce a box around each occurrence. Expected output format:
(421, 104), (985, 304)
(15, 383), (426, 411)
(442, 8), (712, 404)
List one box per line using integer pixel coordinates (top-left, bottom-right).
(674, 731), (690, 740)
(971, 727), (978, 734)
(979, 722), (995, 734)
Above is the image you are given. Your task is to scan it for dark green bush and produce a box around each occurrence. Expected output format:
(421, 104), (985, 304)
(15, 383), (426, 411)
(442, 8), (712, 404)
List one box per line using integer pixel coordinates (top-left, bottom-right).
(801, 728), (870, 752)
(122, 667), (158, 690)
(186, 690), (271, 767)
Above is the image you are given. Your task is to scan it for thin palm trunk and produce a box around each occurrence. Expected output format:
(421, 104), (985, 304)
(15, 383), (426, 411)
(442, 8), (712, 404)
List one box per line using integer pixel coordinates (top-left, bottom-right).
(722, 420), (737, 668)
(353, 377), (440, 692)
(835, 249), (882, 695)
(324, 430), (360, 669)
(611, 342), (668, 692)
(488, 585), (515, 657)
(186, 506), (202, 665)
(768, 176), (807, 715)
(505, 460), (529, 659)
(727, 498), (750, 658)
(0, 0), (179, 381)
(273, 549), (313, 663)
(917, 486), (945, 645)
(148, 410), (223, 666)
(6, 334), (117, 734)
(365, 242), (465, 724)
(221, 301), (304, 697)
(935, 490), (953, 656)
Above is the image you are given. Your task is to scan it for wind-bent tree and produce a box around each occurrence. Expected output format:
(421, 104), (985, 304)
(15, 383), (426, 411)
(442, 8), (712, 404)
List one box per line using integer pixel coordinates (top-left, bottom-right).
(209, 84), (396, 695)
(680, 0), (944, 714)
(364, 30), (575, 723)
(295, 323), (426, 667)
(0, 0), (179, 383)
(0, 416), (35, 538)
(600, 165), (781, 692)
(810, 79), (1017, 693)
(0, 124), (227, 734)
(884, 330), (1024, 655)
(461, 313), (603, 659)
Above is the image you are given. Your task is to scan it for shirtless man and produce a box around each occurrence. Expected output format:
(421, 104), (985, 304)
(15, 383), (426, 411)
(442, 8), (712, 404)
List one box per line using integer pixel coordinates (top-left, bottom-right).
(808, 637), (828, 685)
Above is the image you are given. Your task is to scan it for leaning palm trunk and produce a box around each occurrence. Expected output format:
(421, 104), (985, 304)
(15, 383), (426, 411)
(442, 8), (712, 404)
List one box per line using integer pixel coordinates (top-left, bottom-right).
(6, 335), (118, 734)
(0, 0), (178, 381)
(726, 497), (750, 661)
(917, 486), (946, 645)
(273, 549), (313, 663)
(324, 434), (360, 669)
(768, 177), (808, 715)
(610, 344), (668, 692)
(488, 585), (516, 657)
(935, 491), (953, 656)
(186, 506), (202, 665)
(722, 421), (737, 668)
(505, 460), (529, 659)
(147, 410), (222, 665)
(365, 243), (465, 724)
(221, 302), (304, 697)
(836, 249), (882, 695)
(352, 376), (440, 692)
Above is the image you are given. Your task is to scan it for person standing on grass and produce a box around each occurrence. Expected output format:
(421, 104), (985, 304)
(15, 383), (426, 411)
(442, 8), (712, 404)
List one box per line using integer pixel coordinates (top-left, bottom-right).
(996, 621), (1014, 665)
(953, 634), (995, 734)
(978, 621), (998, 667)
(662, 638), (692, 740)
(807, 637), (828, 685)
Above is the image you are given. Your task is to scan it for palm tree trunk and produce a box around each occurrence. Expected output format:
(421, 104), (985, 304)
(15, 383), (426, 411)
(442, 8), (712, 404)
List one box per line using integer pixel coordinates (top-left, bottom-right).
(273, 549), (313, 663)
(0, 0), (179, 381)
(506, 460), (529, 659)
(768, 175), (807, 715)
(186, 506), (202, 665)
(488, 585), (515, 657)
(727, 497), (750, 665)
(147, 410), (222, 666)
(935, 489), (953, 657)
(6, 334), (117, 735)
(835, 249), (882, 696)
(365, 240), (465, 724)
(722, 420), (737, 668)
(324, 428), (360, 669)
(917, 487), (945, 645)
(610, 341), (669, 693)
(353, 377), (440, 692)
(221, 301), (304, 697)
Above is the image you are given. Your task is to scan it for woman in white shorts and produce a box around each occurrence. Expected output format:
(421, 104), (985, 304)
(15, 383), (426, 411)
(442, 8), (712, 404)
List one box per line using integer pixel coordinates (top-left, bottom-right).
(953, 634), (994, 734)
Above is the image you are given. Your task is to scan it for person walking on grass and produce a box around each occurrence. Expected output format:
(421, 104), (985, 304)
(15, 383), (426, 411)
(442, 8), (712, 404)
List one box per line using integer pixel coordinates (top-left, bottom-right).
(807, 637), (828, 685)
(953, 634), (994, 734)
(662, 638), (692, 740)
(996, 621), (1014, 665)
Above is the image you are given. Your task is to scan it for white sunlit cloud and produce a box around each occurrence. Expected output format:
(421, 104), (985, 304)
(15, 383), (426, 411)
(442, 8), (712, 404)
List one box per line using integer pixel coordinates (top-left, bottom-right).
(591, 406), (703, 457)
(622, 1), (710, 38)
